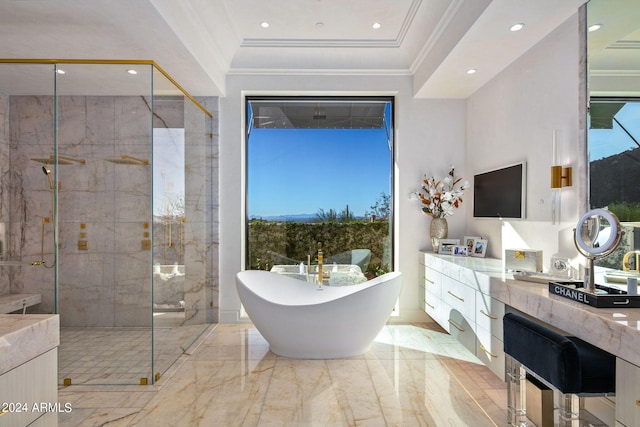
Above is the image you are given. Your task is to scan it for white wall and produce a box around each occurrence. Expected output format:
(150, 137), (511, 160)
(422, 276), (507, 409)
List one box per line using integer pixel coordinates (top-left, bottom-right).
(219, 74), (466, 322)
(218, 12), (586, 322)
(465, 12), (585, 271)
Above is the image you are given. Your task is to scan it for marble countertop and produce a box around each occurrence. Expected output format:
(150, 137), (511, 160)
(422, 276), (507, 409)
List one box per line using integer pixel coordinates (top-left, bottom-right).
(0, 314), (59, 376)
(423, 253), (640, 367)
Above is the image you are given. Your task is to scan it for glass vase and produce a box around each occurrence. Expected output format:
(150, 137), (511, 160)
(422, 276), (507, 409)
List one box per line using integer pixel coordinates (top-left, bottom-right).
(430, 217), (448, 252)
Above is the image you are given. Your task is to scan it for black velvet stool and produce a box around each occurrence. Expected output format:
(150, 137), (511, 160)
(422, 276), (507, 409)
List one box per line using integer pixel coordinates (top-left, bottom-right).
(503, 312), (615, 426)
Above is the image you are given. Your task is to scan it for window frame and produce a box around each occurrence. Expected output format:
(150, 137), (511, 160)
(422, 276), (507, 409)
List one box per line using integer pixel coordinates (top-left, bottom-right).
(243, 95), (395, 274)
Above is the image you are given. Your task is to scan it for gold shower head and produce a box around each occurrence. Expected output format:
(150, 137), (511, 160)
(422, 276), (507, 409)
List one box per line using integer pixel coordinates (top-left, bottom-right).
(104, 155), (149, 165)
(30, 154), (86, 165)
(30, 157), (73, 165)
(58, 155), (86, 164)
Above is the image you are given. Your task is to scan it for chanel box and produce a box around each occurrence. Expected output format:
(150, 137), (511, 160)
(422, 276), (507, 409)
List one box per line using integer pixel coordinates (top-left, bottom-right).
(505, 249), (543, 273)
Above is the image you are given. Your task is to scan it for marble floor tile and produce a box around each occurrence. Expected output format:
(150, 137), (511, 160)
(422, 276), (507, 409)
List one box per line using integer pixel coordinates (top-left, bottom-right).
(58, 321), (209, 386)
(59, 322), (508, 426)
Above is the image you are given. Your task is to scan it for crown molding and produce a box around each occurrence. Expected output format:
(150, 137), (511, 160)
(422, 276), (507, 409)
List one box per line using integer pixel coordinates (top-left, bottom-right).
(227, 67), (412, 76)
(409, 0), (464, 74)
(241, 0), (422, 49)
(240, 38), (400, 48)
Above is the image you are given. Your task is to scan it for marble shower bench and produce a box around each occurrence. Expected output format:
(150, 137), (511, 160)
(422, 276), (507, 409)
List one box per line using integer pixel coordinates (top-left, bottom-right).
(0, 293), (42, 314)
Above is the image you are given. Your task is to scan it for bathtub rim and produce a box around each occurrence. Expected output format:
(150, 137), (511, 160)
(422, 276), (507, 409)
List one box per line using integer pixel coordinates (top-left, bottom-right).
(235, 269), (401, 308)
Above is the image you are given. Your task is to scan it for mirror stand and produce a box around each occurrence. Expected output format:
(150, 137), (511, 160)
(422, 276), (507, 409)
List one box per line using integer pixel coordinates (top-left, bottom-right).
(573, 209), (623, 293)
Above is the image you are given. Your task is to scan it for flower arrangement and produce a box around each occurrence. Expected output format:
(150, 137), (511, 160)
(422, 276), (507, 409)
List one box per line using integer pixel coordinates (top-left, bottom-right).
(416, 166), (469, 218)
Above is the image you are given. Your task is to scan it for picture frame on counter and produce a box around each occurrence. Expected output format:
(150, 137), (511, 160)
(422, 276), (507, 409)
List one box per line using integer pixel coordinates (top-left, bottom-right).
(453, 245), (468, 256)
(438, 239), (460, 255)
(471, 239), (488, 257)
(463, 235), (482, 254)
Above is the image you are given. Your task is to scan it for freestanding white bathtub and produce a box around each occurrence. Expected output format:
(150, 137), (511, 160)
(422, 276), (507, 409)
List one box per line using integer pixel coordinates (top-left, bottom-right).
(235, 270), (402, 359)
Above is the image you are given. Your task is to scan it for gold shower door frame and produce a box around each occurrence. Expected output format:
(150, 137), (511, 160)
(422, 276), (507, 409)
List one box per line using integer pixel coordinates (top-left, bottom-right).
(0, 59), (213, 386)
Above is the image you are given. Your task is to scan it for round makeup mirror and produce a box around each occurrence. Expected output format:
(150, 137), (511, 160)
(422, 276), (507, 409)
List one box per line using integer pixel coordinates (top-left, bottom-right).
(574, 208), (623, 292)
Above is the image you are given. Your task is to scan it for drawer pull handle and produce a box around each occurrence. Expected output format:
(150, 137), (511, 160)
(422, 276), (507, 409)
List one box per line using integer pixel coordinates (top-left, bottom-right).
(424, 300), (435, 309)
(447, 290), (464, 302)
(425, 277), (435, 284)
(480, 344), (497, 358)
(448, 319), (464, 332)
(636, 400), (640, 408)
(480, 309), (497, 320)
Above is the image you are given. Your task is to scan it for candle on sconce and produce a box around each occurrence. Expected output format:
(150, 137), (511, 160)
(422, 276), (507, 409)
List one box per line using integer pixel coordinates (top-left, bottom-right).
(552, 129), (559, 165)
(551, 129), (560, 224)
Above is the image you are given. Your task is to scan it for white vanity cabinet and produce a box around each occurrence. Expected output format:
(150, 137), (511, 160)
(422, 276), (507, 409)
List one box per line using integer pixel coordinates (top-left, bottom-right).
(0, 315), (59, 427)
(616, 358), (640, 427)
(419, 252), (506, 380)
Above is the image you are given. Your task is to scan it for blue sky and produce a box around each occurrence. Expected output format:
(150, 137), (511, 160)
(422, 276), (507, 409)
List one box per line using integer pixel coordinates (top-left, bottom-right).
(589, 102), (640, 161)
(247, 127), (391, 218)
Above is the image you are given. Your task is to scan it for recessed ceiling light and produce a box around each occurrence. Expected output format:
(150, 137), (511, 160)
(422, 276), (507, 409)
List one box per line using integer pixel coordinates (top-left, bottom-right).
(588, 24), (602, 32)
(56, 69), (65, 75)
(260, 21), (270, 28)
(315, 22), (324, 28)
(127, 69), (138, 75)
(372, 22), (382, 30)
(466, 69), (477, 75)
(510, 23), (525, 32)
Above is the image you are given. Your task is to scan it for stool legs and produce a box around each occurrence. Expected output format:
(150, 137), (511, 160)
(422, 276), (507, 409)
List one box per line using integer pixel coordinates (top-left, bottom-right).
(557, 392), (580, 427)
(507, 354), (583, 427)
(506, 355), (528, 426)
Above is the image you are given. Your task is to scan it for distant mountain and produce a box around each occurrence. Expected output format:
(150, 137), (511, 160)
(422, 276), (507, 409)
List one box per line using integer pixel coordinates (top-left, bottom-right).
(590, 146), (640, 207)
(250, 214), (317, 222)
(249, 213), (368, 222)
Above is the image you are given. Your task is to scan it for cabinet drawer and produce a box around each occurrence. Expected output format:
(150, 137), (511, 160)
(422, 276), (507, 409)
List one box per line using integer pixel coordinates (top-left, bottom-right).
(475, 292), (505, 339)
(423, 266), (442, 298)
(442, 279), (475, 318)
(423, 294), (441, 325)
(476, 325), (505, 381)
(444, 304), (476, 355)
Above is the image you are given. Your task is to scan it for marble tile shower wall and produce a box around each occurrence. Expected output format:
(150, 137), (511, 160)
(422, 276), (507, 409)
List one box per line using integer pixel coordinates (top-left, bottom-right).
(7, 95), (56, 312)
(181, 97), (219, 325)
(5, 94), (219, 327)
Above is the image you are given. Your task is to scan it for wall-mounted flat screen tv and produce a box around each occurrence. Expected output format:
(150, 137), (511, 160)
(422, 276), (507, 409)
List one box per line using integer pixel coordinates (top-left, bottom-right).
(473, 162), (526, 219)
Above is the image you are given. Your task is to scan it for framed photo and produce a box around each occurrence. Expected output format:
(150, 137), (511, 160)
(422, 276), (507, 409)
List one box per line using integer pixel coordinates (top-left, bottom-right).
(463, 236), (482, 255)
(453, 245), (468, 256)
(438, 239), (460, 255)
(471, 239), (488, 258)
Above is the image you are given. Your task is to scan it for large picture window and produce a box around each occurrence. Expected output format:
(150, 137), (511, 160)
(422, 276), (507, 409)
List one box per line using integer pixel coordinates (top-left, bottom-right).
(245, 97), (394, 282)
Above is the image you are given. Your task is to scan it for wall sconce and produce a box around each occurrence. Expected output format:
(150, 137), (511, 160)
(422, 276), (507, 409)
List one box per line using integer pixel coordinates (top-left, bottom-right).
(550, 165), (572, 188)
(550, 130), (572, 224)
(550, 165), (572, 224)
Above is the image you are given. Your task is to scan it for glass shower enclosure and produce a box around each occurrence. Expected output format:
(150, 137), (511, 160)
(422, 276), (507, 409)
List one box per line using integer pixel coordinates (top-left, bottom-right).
(0, 59), (216, 385)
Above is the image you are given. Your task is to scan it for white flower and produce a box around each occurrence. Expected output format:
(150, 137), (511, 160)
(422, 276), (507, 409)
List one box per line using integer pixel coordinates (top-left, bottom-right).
(415, 165), (467, 218)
